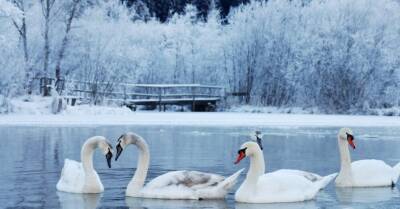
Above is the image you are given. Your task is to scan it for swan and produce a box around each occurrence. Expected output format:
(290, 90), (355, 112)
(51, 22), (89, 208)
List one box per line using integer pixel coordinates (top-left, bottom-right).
(115, 132), (243, 200)
(234, 137), (337, 203)
(56, 136), (113, 193)
(335, 127), (400, 187)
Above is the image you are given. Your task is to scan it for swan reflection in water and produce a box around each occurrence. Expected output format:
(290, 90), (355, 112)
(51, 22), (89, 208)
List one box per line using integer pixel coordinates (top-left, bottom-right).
(57, 192), (101, 209)
(126, 197), (229, 209)
(335, 186), (400, 203)
(235, 200), (318, 209)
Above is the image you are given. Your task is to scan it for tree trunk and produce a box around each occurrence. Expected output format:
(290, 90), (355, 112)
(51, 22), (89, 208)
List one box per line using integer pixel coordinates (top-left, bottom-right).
(54, 0), (80, 93)
(41, 0), (55, 96)
(11, 1), (33, 94)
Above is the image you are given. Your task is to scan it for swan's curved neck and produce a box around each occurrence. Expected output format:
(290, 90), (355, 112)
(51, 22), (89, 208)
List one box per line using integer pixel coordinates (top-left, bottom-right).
(81, 137), (101, 173)
(127, 136), (150, 194)
(245, 150), (265, 185)
(338, 136), (352, 179)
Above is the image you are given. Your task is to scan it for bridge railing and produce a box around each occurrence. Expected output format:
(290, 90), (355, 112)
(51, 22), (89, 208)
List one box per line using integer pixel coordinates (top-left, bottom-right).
(60, 79), (225, 111)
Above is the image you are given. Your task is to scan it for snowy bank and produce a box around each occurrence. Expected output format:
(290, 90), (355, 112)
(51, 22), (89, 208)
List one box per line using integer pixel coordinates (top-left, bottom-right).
(1, 112), (400, 127)
(228, 105), (320, 114)
(1, 96), (400, 127)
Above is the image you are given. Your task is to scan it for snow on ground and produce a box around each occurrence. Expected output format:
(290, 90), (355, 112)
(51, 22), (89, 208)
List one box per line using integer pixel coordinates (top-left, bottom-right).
(1, 96), (400, 127)
(228, 105), (319, 114)
(8, 96), (53, 115)
(62, 104), (133, 115)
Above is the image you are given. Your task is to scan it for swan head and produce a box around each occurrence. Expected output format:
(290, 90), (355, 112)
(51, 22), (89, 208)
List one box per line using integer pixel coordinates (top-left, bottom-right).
(115, 132), (144, 161)
(97, 138), (113, 168)
(234, 141), (262, 164)
(250, 131), (263, 150)
(338, 127), (355, 149)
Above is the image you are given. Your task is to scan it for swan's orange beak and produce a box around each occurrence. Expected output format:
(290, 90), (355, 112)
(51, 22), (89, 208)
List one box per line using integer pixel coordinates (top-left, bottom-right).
(235, 150), (246, 164)
(347, 135), (355, 149)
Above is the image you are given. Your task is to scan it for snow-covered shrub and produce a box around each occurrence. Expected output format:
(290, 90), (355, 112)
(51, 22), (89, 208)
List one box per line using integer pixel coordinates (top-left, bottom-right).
(0, 95), (12, 114)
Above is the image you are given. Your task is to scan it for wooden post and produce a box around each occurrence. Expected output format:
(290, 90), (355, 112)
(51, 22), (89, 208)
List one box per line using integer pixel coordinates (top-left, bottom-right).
(158, 87), (162, 112)
(191, 86), (196, 112)
(123, 85), (127, 106)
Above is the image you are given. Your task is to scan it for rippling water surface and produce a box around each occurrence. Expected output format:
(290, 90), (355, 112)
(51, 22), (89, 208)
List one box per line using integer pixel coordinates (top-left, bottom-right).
(1, 125), (400, 208)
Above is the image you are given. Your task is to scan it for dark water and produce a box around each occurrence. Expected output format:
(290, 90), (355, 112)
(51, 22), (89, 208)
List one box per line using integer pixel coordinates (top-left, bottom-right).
(1, 125), (400, 209)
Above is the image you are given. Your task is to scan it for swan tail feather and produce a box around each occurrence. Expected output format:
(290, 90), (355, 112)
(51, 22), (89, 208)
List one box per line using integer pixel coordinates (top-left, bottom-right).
(219, 168), (244, 190)
(315, 173), (337, 190)
(392, 162), (400, 183)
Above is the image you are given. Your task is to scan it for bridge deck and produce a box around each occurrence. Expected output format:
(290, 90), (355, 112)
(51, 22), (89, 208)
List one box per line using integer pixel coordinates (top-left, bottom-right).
(123, 97), (220, 105)
(58, 80), (225, 112)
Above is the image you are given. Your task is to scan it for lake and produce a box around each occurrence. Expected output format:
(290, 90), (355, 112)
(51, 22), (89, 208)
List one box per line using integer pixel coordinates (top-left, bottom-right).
(1, 125), (400, 209)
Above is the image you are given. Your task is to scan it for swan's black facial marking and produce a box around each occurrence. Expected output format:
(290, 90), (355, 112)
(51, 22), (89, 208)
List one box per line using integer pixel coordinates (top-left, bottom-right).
(115, 141), (123, 161)
(115, 134), (126, 161)
(235, 147), (247, 164)
(346, 133), (354, 141)
(237, 147), (247, 155)
(106, 148), (113, 168)
(256, 135), (263, 150)
(346, 132), (356, 149)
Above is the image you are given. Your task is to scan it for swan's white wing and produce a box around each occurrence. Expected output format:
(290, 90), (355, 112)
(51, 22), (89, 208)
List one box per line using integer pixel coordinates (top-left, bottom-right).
(236, 172), (319, 203)
(272, 169), (336, 190)
(351, 159), (395, 187)
(56, 159), (85, 193)
(146, 170), (225, 190)
(140, 170), (231, 199)
(272, 169), (323, 182)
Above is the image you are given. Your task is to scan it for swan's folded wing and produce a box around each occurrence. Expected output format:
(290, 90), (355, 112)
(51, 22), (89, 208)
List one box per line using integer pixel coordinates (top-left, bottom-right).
(56, 159), (85, 193)
(146, 170), (225, 190)
(273, 169), (322, 182)
(255, 172), (318, 203)
(351, 159), (395, 187)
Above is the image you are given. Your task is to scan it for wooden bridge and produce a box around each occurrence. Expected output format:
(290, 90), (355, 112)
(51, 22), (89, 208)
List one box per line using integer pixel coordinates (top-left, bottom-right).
(39, 78), (225, 112)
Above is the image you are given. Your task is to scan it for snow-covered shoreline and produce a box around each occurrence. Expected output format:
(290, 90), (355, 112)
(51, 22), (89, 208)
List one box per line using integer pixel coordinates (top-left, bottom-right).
(1, 112), (400, 127)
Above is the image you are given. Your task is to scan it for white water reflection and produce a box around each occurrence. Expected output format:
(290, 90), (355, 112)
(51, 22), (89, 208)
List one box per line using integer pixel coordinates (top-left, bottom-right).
(335, 187), (400, 203)
(125, 197), (229, 209)
(235, 201), (318, 209)
(57, 192), (101, 209)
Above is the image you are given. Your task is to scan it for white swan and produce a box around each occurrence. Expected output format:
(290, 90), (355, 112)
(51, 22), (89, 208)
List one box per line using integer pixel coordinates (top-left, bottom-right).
(56, 136), (113, 193)
(115, 132), (243, 200)
(335, 127), (400, 187)
(234, 140), (336, 203)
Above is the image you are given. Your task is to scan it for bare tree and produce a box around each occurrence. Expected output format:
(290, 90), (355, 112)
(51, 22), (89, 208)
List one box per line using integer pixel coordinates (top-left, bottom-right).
(54, 0), (81, 93)
(40, 0), (56, 96)
(10, 0), (33, 94)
